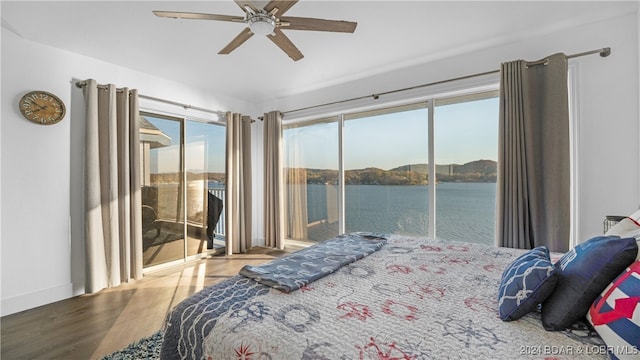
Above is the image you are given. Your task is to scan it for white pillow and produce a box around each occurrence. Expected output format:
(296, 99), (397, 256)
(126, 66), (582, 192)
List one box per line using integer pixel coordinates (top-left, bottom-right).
(629, 209), (640, 222)
(606, 218), (640, 238)
(606, 211), (640, 260)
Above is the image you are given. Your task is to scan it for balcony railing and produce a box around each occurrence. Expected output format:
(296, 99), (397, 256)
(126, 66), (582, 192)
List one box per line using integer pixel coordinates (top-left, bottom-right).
(208, 188), (226, 238)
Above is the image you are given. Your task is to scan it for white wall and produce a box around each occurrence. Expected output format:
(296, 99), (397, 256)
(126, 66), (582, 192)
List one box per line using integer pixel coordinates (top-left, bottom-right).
(262, 11), (640, 245)
(572, 12), (639, 241)
(0, 28), (252, 316)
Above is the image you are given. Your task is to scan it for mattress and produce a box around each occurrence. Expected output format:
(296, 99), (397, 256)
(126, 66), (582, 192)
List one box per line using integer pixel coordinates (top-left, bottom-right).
(160, 233), (606, 359)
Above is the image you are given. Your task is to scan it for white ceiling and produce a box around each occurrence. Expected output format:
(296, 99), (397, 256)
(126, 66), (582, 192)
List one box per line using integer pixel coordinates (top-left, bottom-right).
(2, 1), (638, 104)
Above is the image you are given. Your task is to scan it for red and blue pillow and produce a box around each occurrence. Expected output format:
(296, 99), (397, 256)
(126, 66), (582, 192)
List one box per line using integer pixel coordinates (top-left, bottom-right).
(587, 261), (640, 360)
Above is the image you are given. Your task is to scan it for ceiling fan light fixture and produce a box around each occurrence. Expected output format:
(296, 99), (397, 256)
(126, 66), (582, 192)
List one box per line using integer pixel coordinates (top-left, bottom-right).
(248, 14), (276, 36)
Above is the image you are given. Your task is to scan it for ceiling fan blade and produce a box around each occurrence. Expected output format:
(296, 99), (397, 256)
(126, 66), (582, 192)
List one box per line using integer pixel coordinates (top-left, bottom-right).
(268, 28), (303, 61)
(234, 0), (259, 14)
(153, 11), (244, 22)
(280, 16), (357, 33)
(264, 0), (298, 16)
(218, 28), (254, 54)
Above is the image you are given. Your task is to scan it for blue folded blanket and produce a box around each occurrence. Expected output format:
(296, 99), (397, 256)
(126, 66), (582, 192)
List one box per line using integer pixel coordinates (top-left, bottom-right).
(239, 232), (387, 292)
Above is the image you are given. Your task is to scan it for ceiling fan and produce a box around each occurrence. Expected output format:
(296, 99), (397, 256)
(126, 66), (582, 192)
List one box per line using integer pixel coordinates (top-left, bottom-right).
(153, 0), (357, 61)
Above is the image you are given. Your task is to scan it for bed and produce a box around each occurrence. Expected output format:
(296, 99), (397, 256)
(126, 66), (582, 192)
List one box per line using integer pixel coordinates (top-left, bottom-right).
(159, 232), (639, 360)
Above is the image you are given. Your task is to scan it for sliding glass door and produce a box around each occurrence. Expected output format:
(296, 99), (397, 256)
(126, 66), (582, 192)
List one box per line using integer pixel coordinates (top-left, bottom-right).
(185, 120), (226, 256)
(140, 114), (184, 267)
(139, 112), (225, 268)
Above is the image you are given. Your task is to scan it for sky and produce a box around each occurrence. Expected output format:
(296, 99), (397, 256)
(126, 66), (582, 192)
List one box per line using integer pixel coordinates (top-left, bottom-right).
(285, 97), (499, 170)
(144, 95), (499, 174)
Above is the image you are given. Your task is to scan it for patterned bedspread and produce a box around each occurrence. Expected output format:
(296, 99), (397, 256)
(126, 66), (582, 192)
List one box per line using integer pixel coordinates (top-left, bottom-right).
(160, 234), (605, 360)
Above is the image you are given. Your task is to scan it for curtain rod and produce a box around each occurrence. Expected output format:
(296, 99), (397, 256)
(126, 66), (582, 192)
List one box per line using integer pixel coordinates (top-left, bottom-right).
(282, 47), (611, 116)
(74, 80), (226, 117)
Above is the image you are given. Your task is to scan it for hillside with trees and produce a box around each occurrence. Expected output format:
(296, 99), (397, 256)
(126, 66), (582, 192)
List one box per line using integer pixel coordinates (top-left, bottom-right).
(293, 159), (496, 185)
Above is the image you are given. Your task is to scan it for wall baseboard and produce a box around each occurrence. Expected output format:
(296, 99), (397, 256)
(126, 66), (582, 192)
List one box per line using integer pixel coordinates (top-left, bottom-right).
(1, 283), (74, 317)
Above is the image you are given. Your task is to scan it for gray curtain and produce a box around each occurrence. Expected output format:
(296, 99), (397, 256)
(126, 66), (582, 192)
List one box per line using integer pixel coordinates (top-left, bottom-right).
(263, 111), (285, 249)
(225, 112), (252, 254)
(82, 79), (142, 293)
(497, 53), (570, 253)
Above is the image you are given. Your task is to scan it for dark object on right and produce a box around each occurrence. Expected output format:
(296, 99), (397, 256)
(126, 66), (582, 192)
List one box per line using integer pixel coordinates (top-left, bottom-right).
(207, 191), (224, 249)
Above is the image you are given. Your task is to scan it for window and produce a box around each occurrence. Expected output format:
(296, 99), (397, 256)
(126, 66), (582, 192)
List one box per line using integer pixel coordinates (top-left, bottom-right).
(343, 104), (429, 235)
(283, 89), (499, 246)
(434, 95), (499, 244)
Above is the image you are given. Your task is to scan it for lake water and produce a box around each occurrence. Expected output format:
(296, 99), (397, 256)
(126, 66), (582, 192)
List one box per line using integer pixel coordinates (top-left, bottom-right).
(306, 182), (496, 246)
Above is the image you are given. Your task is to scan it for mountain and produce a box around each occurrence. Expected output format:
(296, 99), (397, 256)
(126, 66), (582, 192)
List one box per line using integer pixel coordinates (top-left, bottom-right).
(390, 159), (497, 176)
(391, 164), (429, 173)
(453, 159), (497, 175)
(292, 160), (497, 185)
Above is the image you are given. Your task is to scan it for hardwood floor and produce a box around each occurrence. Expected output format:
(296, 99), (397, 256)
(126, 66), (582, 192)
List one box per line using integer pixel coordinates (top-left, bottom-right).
(1, 247), (290, 360)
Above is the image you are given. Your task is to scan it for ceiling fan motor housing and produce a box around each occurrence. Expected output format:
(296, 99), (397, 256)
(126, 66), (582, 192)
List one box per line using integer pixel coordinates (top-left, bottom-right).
(248, 13), (276, 35)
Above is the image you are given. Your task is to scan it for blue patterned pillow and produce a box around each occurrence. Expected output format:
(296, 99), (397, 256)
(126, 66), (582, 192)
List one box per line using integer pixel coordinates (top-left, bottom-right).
(498, 246), (558, 321)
